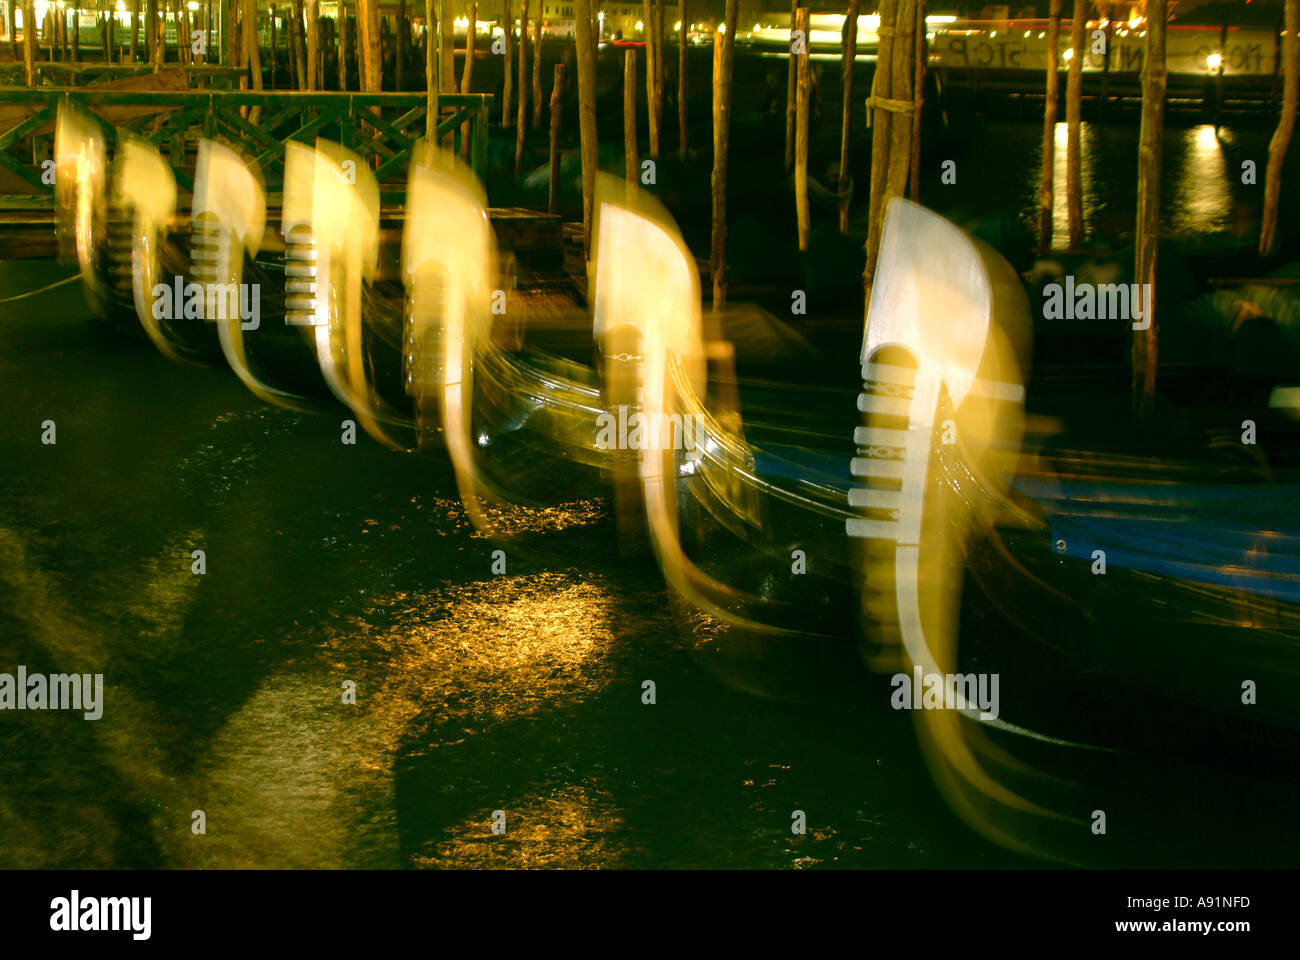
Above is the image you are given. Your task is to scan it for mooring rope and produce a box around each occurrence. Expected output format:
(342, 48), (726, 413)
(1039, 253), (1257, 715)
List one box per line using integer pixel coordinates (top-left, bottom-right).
(0, 275), (79, 304)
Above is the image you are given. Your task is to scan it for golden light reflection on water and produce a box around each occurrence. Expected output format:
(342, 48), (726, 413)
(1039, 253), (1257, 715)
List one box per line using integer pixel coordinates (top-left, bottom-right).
(174, 572), (638, 868)
(468, 498), (609, 538)
(314, 572), (622, 771)
(413, 785), (625, 869)
(1171, 124), (1233, 235)
(1049, 121), (1100, 248)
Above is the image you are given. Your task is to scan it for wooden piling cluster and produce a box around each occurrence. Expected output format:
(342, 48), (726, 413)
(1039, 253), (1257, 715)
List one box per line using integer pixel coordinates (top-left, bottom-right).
(863, 0), (918, 302)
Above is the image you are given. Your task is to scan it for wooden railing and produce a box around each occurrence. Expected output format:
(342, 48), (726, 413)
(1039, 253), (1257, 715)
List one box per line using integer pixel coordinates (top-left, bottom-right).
(0, 88), (493, 202)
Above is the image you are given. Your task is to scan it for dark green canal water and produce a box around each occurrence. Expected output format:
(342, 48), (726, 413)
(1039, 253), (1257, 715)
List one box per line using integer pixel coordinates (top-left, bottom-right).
(0, 259), (1039, 868)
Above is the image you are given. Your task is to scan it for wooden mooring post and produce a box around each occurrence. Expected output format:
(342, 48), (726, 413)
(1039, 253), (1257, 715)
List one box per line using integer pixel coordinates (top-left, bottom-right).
(549, 62), (565, 215)
(711, 0), (737, 309)
(838, 0), (860, 235)
(574, 0), (597, 261)
(624, 48), (638, 182)
(863, 0), (916, 302)
(503, 0), (513, 126)
(784, 0), (798, 170)
(1261, 0), (1298, 257)
(1133, 0), (1167, 417)
(1066, 0), (1085, 247)
(1039, 0), (1061, 250)
(794, 6), (810, 251)
(678, 0), (688, 158)
(515, 0), (530, 173)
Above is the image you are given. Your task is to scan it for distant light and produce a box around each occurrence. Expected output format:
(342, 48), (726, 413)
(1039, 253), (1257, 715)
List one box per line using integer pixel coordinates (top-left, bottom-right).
(989, 30), (996, 37)
(1023, 30), (1030, 37)
(1063, 48), (1074, 61)
(676, 21), (682, 31)
(718, 21), (726, 34)
(187, 1), (198, 8)
(636, 19), (643, 30)
(1207, 52), (1223, 69)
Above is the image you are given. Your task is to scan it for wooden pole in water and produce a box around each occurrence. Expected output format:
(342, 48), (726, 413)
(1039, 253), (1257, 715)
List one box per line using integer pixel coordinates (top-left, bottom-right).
(794, 6), (810, 251)
(643, 0), (659, 158)
(243, 0), (263, 121)
(226, 0), (239, 70)
(887, 0), (915, 196)
(653, 0), (664, 148)
(574, 0), (597, 261)
(23, 0), (34, 84)
(785, 0), (797, 169)
(712, 0), (736, 309)
(1039, 0), (1061, 250)
(864, 0), (897, 297)
(1262, 0), (1298, 256)
(532, 13), (542, 130)
(549, 62), (565, 215)
(357, 0), (379, 90)
(503, 0), (513, 126)
(516, 0), (530, 172)
(424, 0), (435, 134)
(1215, 17), (1227, 132)
(838, 0), (859, 235)
(334, 2), (343, 89)
(863, 0), (916, 298)
(293, 0), (308, 88)
(1065, 0), (1085, 247)
(439, 0), (452, 92)
(1133, 0), (1166, 417)
(678, 1), (688, 158)
(909, 0), (925, 201)
(395, 0), (406, 90)
(147, 0), (157, 62)
(624, 48), (638, 182)
(130, 0), (139, 61)
(287, 6), (298, 85)
(461, 4), (478, 159)
(306, 0), (319, 89)
(72, 4), (80, 62)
